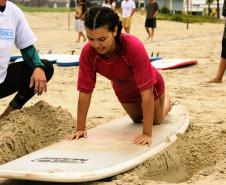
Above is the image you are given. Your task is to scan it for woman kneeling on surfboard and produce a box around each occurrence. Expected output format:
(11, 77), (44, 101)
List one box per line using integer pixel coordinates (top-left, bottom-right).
(67, 7), (171, 145)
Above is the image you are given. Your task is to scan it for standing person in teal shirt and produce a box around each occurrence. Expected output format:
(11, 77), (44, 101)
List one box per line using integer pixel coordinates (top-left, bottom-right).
(207, 0), (226, 83)
(145, 0), (159, 40)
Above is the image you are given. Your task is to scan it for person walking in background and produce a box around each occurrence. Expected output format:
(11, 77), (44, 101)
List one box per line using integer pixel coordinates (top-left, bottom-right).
(0, 0), (54, 119)
(121, 0), (136, 33)
(75, 0), (86, 43)
(145, 0), (159, 40)
(207, 0), (226, 83)
(102, 0), (116, 11)
(66, 7), (171, 145)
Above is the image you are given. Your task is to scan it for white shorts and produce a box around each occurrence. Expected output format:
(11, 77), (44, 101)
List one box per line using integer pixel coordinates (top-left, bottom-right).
(75, 19), (85, 32)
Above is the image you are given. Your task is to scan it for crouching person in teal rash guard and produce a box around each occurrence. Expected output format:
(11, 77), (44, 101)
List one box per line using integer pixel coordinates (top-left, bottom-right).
(0, 0), (54, 119)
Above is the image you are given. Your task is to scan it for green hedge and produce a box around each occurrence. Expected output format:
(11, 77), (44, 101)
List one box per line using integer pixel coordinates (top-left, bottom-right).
(158, 13), (223, 23)
(16, 3), (71, 12)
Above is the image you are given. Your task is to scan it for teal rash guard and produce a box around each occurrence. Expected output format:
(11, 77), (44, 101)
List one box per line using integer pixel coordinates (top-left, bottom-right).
(20, 45), (45, 70)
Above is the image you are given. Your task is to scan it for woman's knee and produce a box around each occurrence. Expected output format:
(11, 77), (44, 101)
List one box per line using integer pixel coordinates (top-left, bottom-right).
(132, 115), (143, 123)
(153, 93), (165, 125)
(153, 115), (163, 125)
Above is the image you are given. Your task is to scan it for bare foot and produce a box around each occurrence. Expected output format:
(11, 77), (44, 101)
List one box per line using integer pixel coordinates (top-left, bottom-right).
(206, 78), (222, 83)
(76, 39), (80, 43)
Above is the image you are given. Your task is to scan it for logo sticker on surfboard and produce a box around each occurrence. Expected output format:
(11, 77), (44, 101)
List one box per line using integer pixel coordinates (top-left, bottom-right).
(31, 157), (88, 164)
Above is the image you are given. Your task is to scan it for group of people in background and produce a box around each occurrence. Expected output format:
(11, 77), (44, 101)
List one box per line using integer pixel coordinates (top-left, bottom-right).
(74, 0), (159, 40)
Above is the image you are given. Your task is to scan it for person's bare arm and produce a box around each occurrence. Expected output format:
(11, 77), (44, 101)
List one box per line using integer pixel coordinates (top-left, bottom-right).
(66, 92), (92, 140)
(133, 88), (154, 145)
(153, 10), (158, 18)
(131, 8), (136, 17)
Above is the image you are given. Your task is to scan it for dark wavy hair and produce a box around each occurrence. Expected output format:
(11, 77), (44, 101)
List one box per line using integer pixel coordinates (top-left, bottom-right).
(105, 0), (114, 4)
(84, 7), (122, 53)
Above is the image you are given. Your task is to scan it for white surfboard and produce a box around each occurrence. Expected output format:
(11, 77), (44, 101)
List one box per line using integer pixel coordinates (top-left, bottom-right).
(0, 105), (189, 182)
(13, 54), (58, 64)
(151, 58), (197, 70)
(55, 55), (160, 67)
(55, 54), (80, 67)
(12, 55), (161, 66)
(12, 54), (80, 66)
(39, 54), (80, 66)
(39, 54), (58, 64)
(13, 57), (23, 63)
(57, 55), (161, 66)
(149, 56), (161, 62)
(10, 55), (22, 62)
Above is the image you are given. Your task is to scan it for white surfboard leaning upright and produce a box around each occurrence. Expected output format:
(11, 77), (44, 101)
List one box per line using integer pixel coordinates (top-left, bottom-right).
(151, 58), (197, 70)
(0, 104), (189, 183)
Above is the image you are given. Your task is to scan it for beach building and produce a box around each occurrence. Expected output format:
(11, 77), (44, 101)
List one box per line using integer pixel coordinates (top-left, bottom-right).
(157, 0), (224, 16)
(88, 0), (224, 17)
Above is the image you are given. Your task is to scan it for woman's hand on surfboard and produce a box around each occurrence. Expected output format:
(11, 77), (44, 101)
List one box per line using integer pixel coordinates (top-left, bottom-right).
(133, 134), (152, 145)
(65, 130), (87, 140)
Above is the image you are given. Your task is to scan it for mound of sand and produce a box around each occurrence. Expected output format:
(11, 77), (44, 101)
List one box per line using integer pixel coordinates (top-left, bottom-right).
(0, 101), (74, 164)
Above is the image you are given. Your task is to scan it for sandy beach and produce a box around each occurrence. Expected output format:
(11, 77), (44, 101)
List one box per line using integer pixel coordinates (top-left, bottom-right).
(0, 11), (226, 185)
